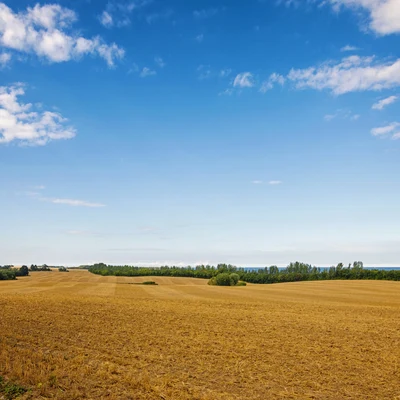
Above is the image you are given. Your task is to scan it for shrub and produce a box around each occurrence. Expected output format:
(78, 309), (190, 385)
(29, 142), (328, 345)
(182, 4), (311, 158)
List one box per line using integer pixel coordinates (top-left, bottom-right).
(236, 281), (247, 286)
(215, 273), (234, 286)
(230, 273), (240, 285)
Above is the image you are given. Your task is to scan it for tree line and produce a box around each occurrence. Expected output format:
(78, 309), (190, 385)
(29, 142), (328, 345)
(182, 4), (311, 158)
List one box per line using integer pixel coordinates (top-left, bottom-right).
(87, 261), (400, 284)
(0, 264), (68, 280)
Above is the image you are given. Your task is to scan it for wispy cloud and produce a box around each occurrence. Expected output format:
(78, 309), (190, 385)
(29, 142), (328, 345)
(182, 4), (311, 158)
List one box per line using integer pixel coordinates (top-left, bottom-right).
(323, 109), (360, 122)
(233, 72), (254, 88)
(0, 3), (124, 67)
(140, 67), (156, 77)
(220, 69), (232, 78)
(24, 188), (105, 208)
(193, 8), (219, 19)
(195, 34), (204, 43)
(0, 52), (11, 67)
(251, 180), (282, 185)
(0, 84), (76, 146)
(99, 0), (152, 28)
(260, 73), (285, 93)
(371, 122), (400, 138)
(99, 11), (114, 28)
(340, 45), (359, 52)
(197, 64), (212, 80)
(146, 9), (173, 24)
(48, 198), (105, 207)
(372, 95), (398, 110)
(154, 56), (165, 68)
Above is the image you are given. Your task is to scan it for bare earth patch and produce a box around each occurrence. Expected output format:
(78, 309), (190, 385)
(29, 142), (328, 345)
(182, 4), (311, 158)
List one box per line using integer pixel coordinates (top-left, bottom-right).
(1, 270), (399, 399)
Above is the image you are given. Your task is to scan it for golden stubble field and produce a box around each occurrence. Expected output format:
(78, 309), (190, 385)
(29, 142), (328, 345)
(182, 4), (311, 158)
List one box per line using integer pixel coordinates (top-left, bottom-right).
(1, 270), (400, 400)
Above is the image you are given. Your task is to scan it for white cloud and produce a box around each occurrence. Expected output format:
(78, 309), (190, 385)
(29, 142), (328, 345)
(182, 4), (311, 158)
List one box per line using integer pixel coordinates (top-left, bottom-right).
(372, 95), (398, 110)
(286, 55), (400, 95)
(140, 67), (156, 77)
(323, 0), (400, 36)
(154, 56), (165, 68)
(233, 72), (254, 88)
(195, 34), (204, 43)
(48, 198), (105, 207)
(252, 180), (282, 185)
(0, 3), (124, 67)
(25, 188), (105, 207)
(341, 45), (359, 52)
(99, 11), (113, 28)
(260, 73), (285, 93)
(193, 8), (218, 18)
(0, 84), (76, 146)
(323, 109), (360, 121)
(392, 132), (400, 140)
(0, 51), (11, 67)
(371, 122), (400, 136)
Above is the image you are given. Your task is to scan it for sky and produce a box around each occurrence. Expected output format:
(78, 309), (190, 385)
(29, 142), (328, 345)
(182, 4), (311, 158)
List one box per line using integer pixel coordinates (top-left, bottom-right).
(1, 0), (400, 267)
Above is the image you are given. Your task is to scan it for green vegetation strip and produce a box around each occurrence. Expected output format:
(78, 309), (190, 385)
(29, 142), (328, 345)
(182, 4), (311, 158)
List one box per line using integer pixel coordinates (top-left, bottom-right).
(86, 261), (400, 285)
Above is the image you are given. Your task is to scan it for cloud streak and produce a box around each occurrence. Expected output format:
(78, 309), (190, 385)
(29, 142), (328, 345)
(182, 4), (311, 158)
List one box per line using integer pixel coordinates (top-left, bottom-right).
(372, 95), (398, 110)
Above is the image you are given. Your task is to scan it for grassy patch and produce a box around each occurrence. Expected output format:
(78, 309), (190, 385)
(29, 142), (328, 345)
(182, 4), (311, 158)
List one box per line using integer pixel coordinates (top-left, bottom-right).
(0, 376), (27, 399)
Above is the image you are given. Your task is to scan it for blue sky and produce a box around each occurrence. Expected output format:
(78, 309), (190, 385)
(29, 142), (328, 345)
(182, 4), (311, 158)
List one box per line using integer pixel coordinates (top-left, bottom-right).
(1, 0), (400, 267)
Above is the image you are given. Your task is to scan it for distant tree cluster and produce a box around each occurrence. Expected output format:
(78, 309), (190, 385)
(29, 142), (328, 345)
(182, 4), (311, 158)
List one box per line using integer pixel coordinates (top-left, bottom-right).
(87, 261), (400, 285)
(58, 266), (69, 272)
(30, 264), (52, 271)
(0, 265), (29, 280)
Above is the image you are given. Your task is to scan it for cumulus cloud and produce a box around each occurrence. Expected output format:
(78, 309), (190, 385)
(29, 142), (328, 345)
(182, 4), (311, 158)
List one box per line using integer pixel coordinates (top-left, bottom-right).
(322, 0), (400, 36)
(372, 95), (398, 110)
(286, 55), (400, 95)
(233, 72), (254, 88)
(0, 3), (124, 67)
(0, 84), (76, 146)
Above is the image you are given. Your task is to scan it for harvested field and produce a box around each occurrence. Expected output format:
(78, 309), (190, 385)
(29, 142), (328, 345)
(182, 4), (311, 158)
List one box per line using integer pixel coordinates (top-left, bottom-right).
(1, 270), (400, 399)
